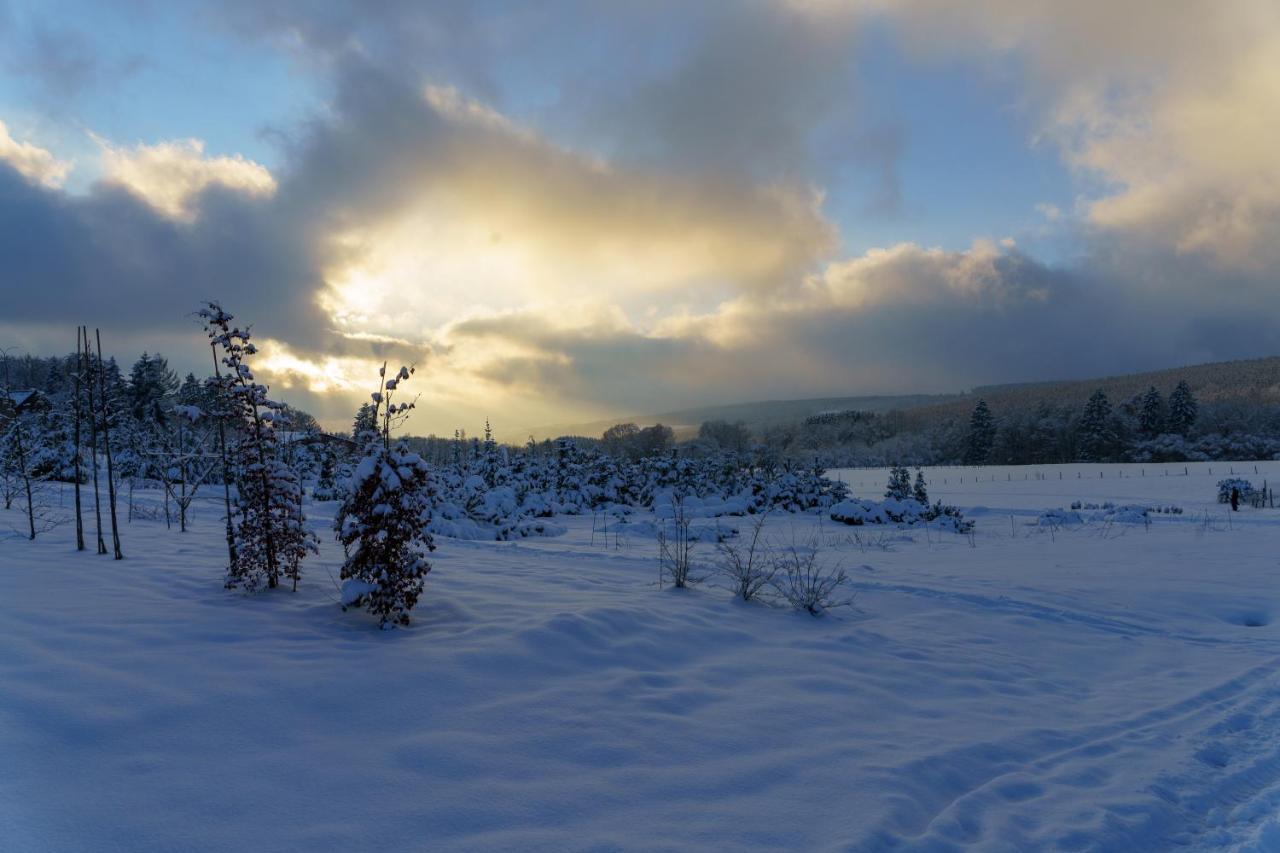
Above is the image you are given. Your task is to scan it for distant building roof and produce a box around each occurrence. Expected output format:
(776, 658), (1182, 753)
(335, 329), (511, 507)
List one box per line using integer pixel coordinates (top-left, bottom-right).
(5, 389), (48, 413)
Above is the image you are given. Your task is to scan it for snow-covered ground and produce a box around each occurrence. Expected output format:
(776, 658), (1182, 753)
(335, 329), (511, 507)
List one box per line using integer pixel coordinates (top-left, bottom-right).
(4, 462), (1280, 851)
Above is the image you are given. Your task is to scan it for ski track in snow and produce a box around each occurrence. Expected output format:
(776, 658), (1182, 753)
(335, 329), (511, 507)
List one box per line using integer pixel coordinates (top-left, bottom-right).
(3, 460), (1280, 851)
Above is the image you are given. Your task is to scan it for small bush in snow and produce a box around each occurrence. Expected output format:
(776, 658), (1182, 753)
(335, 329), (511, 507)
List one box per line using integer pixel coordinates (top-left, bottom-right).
(657, 495), (701, 589)
(715, 511), (774, 601)
(1217, 478), (1258, 504)
(335, 364), (435, 628)
(769, 538), (854, 616)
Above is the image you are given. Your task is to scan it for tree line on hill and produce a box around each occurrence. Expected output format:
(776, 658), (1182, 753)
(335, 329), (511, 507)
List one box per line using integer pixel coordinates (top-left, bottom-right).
(726, 379), (1280, 466)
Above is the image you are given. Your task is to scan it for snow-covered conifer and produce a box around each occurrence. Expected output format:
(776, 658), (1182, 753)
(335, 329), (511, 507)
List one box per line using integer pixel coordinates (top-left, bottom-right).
(1077, 389), (1117, 462)
(1168, 380), (1198, 436)
(1139, 386), (1165, 438)
(964, 400), (996, 465)
(199, 302), (316, 591)
(884, 464), (911, 500)
(335, 363), (435, 627)
(912, 469), (929, 505)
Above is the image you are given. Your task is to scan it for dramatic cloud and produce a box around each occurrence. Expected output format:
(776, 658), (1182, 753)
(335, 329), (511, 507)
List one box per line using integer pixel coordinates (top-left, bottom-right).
(434, 237), (1280, 430)
(862, 0), (1280, 268)
(96, 137), (277, 221)
(1, 2), (1277, 435)
(0, 121), (70, 188)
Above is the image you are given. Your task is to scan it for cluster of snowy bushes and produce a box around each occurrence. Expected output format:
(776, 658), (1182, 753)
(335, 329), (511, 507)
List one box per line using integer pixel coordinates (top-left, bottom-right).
(1040, 501), (1184, 527)
(828, 465), (972, 533)
(1070, 500), (1183, 515)
(363, 435), (850, 543)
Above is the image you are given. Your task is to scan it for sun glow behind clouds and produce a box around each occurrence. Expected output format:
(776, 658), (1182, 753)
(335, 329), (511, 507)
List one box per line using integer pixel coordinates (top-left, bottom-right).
(256, 341), (371, 394)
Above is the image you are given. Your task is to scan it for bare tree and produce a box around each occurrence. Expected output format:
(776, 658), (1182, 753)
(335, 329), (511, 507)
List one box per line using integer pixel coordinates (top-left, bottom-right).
(81, 327), (106, 554)
(95, 329), (123, 560)
(657, 495), (702, 589)
(71, 328), (84, 551)
(145, 407), (220, 533)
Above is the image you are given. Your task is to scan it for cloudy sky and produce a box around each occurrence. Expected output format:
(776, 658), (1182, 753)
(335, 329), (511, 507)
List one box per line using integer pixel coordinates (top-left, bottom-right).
(1, 1), (1277, 436)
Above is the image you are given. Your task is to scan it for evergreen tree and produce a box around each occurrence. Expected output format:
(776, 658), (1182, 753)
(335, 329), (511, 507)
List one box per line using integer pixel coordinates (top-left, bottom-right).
(127, 352), (176, 425)
(964, 400), (996, 464)
(335, 364), (435, 628)
(176, 373), (204, 407)
(1139, 386), (1165, 437)
(43, 359), (67, 396)
(912, 468), (929, 504)
(352, 402), (377, 443)
(884, 463), (911, 500)
(200, 302), (316, 591)
(1077, 389), (1117, 462)
(1168, 380), (1198, 435)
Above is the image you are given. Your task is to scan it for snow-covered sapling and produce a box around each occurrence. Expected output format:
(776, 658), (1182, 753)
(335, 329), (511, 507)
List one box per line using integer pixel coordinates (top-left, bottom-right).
(912, 469), (929, 505)
(334, 363), (435, 628)
(199, 302), (316, 591)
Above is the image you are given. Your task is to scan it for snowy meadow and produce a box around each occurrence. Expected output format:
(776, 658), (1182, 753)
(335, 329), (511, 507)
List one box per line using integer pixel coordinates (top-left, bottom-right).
(4, 460), (1280, 851)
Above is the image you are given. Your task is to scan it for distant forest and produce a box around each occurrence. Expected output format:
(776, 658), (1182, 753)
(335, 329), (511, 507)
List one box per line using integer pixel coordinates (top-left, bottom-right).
(7, 349), (1280, 469)
(728, 357), (1280, 466)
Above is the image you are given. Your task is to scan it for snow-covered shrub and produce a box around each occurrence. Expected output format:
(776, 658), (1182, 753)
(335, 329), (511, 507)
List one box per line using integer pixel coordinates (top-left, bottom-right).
(1217, 478), (1258, 504)
(829, 496), (971, 533)
(1038, 508), (1083, 527)
(334, 364), (435, 628)
(1102, 505), (1150, 524)
(769, 539), (854, 616)
(715, 512), (773, 602)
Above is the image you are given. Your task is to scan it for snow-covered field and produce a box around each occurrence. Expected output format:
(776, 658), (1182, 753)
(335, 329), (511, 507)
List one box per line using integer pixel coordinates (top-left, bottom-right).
(4, 461), (1280, 851)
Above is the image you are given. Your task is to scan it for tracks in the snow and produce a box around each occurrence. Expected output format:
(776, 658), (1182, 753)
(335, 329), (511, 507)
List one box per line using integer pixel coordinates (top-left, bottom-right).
(852, 651), (1280, 850)
(850, 580), (1278, 649)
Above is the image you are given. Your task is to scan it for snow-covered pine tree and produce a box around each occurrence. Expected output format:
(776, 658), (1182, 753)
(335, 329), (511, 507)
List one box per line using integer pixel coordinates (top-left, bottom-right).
(1139, 386), (1165, 438)
(884, 463), (911, 500)
(176, 372), (205, 407)
(1077, 389), (1117, 462)
(912, 468), (929, 504)
(1168, 380), (1198, 436)
(480, 419), (498, 487)
(128, 352), (178, 425)
(199, 302), (316, 591)
(334, 363), (435, 628)
(964, 400), (996, 465)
